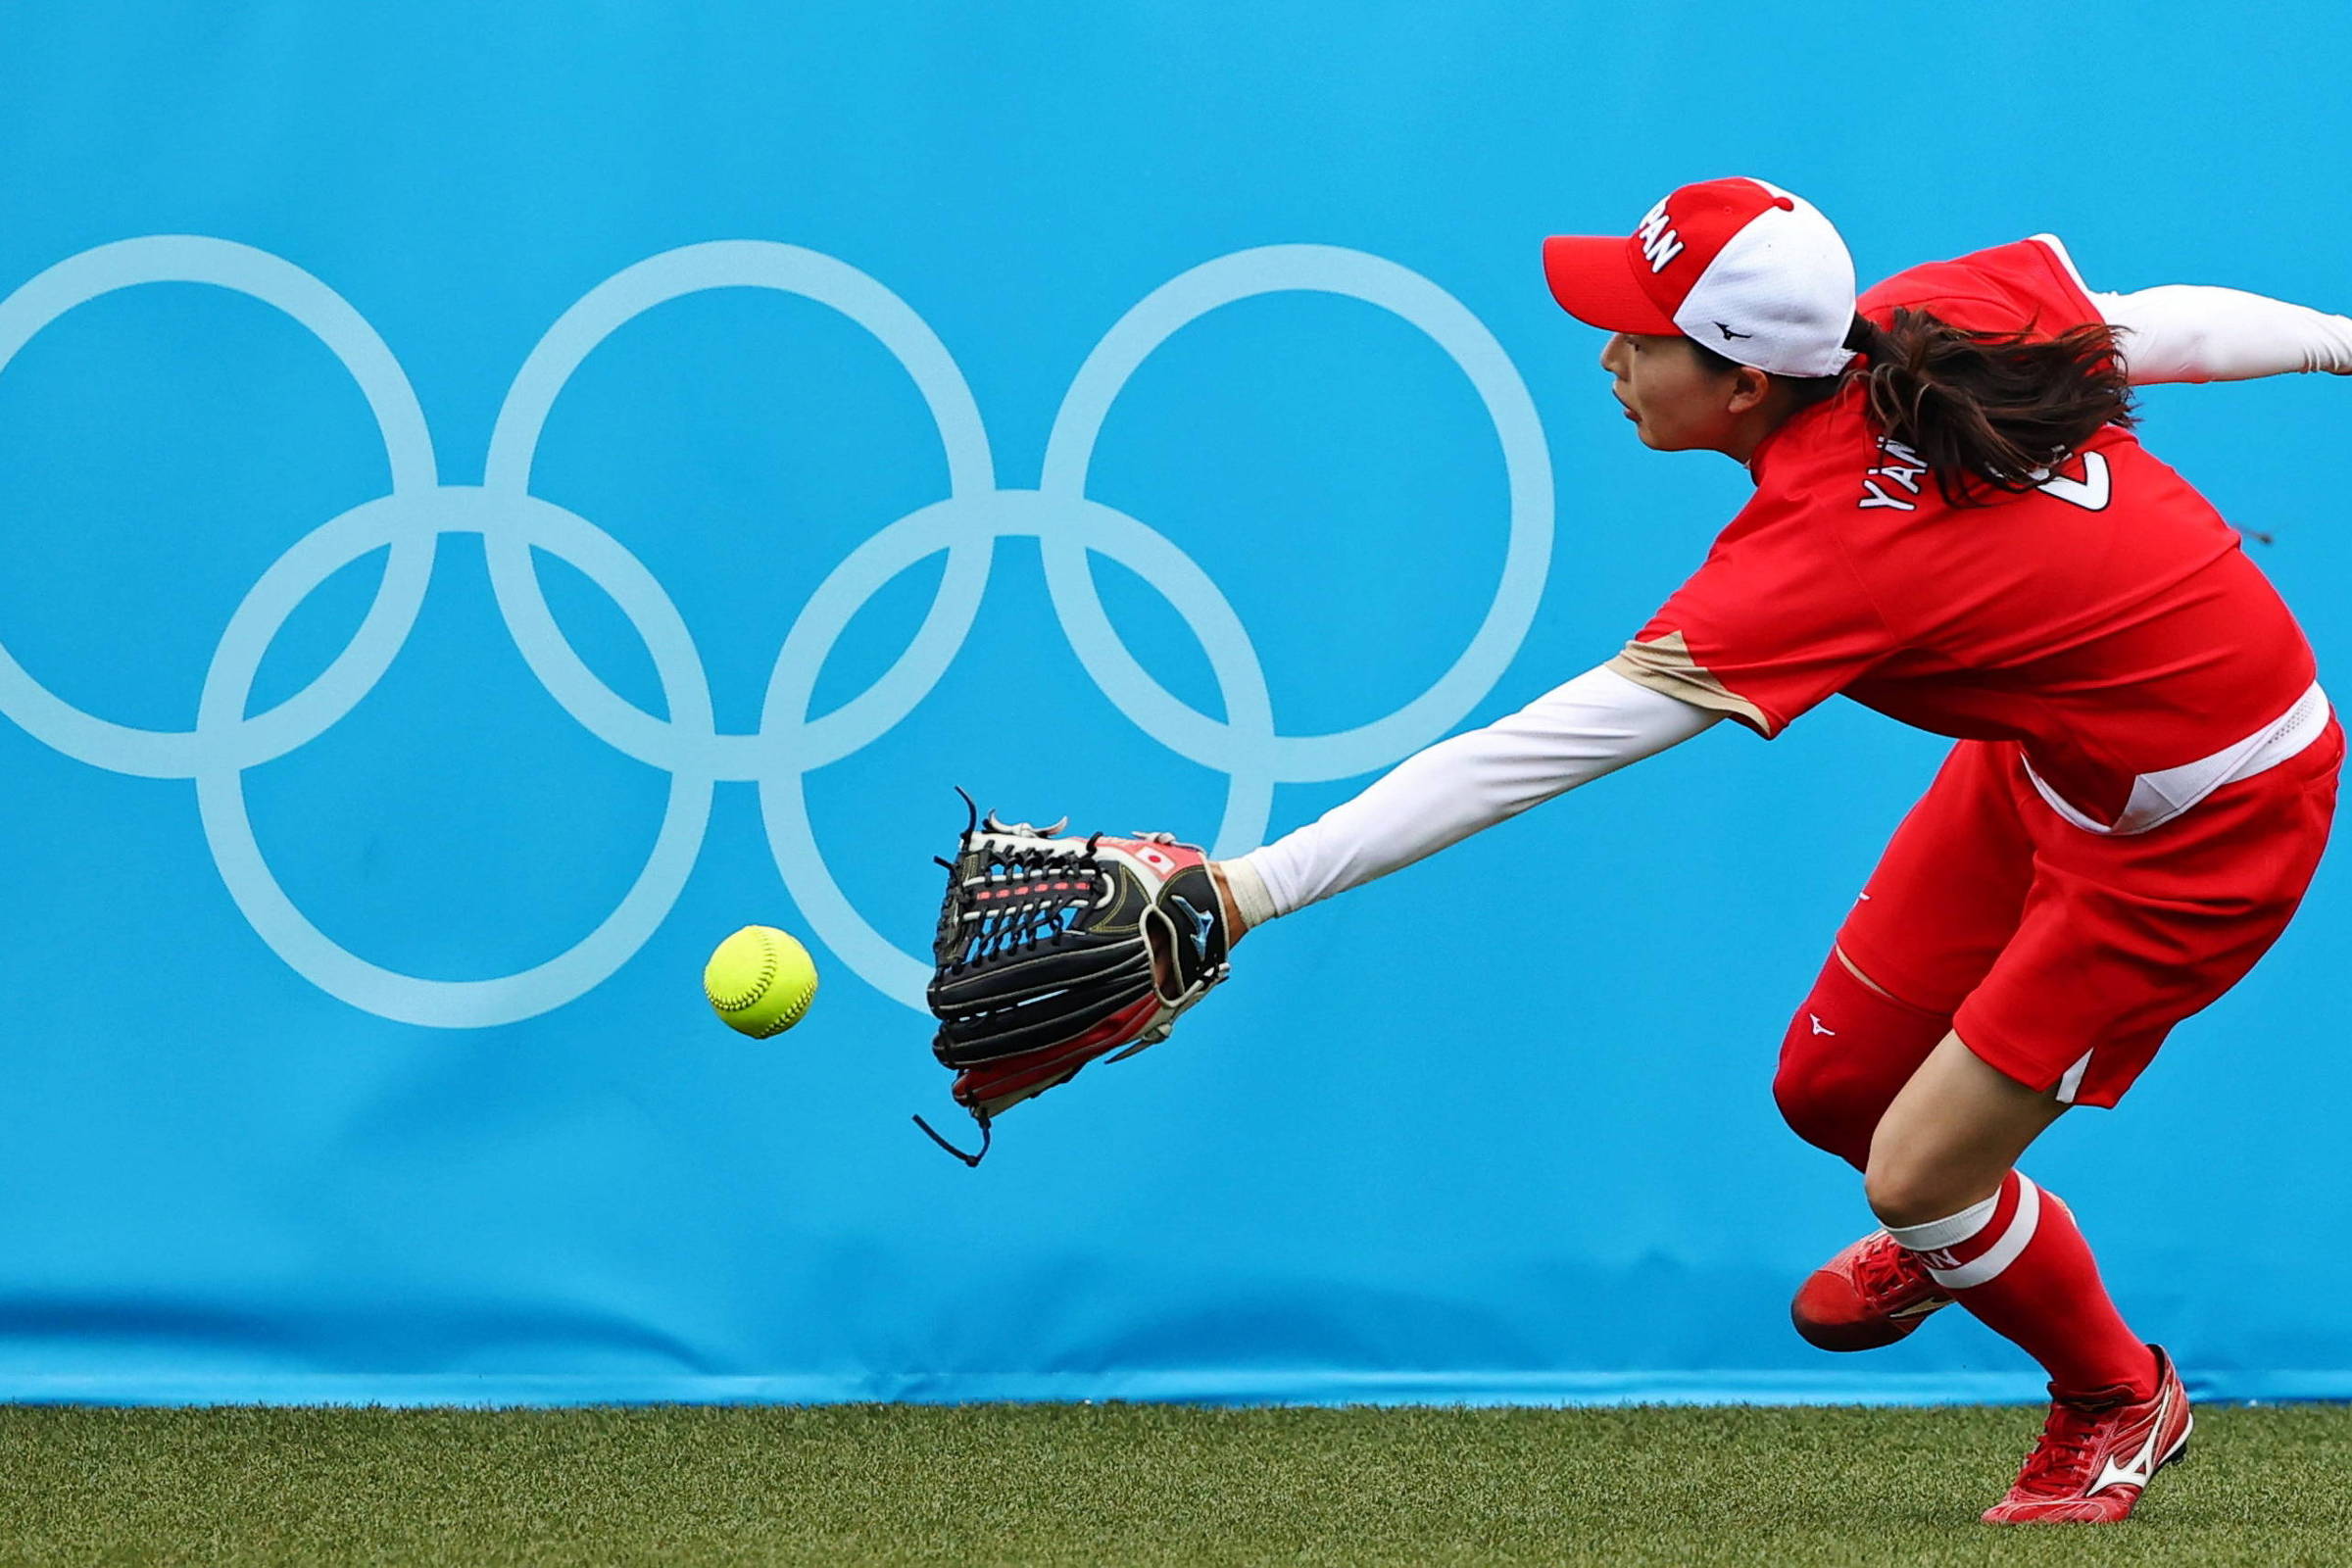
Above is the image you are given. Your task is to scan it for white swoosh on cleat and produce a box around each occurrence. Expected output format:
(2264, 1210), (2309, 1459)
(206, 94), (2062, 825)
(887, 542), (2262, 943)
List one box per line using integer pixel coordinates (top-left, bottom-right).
(2088, 1386), (2175, 1495)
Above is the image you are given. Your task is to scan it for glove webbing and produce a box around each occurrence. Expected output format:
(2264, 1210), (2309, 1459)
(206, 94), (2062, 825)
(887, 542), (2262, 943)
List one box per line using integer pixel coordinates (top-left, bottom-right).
(934, 835), (1104, 968)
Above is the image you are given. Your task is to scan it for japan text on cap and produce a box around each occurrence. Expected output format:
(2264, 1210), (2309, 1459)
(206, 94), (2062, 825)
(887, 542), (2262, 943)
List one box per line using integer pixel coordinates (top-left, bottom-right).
(1543, 176), (1858, 378)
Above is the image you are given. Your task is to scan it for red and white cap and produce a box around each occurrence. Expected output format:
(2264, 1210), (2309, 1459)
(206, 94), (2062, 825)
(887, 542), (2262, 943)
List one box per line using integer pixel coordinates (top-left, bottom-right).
(1543, 177), (1857, 378)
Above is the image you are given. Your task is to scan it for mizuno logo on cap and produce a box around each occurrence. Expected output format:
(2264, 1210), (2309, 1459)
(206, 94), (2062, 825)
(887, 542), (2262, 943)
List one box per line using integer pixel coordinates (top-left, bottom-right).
(1716, 322), (1752, 341)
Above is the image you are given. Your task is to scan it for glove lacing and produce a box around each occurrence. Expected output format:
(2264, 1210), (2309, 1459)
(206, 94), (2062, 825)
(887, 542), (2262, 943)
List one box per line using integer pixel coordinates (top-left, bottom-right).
(938, 833), (1107, 969)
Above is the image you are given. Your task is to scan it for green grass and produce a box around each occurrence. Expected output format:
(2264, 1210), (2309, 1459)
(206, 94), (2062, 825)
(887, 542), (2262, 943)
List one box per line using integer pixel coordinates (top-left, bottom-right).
(4, 1403), (2348, 1567)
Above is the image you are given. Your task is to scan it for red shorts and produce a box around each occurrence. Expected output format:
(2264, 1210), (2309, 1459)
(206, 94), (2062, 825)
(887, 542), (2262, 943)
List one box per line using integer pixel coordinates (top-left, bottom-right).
(1837, 719), (2343, 1107)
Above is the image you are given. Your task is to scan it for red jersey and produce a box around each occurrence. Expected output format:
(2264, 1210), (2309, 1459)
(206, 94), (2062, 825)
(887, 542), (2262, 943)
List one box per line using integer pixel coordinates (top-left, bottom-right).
(1609, 235), (2317, 829)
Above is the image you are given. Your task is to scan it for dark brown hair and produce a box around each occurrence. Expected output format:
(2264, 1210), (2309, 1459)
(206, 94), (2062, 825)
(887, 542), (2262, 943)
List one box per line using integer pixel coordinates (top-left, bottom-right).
(1844, 310), (2134, 504)
(1692, 309), (2136, 506)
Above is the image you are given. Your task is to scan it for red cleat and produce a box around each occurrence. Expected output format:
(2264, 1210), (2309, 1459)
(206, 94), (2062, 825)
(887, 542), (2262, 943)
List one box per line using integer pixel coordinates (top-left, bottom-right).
(1983, 1347), (2190, 1524)
(1790, 1230), (1953, 1351)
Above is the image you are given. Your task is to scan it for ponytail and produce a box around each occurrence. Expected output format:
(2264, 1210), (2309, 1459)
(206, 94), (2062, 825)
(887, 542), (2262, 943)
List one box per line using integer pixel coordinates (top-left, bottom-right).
(1842, 309), (2134, 506)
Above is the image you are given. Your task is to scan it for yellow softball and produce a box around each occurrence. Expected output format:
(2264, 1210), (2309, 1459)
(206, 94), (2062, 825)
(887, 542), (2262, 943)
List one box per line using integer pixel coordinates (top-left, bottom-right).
(703, 925), (819, 1038)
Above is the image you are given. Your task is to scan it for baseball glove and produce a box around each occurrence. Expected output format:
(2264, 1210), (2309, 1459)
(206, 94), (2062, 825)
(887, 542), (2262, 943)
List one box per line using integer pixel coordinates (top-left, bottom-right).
(916, 791), (1234, 1163)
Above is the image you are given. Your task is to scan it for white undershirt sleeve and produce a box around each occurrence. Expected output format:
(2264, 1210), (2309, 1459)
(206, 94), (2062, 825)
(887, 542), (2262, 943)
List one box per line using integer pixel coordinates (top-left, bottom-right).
(2034, 234), (2352, 385)
(2087, 284), (2352, 384)
(1232, 664), (1719, 918)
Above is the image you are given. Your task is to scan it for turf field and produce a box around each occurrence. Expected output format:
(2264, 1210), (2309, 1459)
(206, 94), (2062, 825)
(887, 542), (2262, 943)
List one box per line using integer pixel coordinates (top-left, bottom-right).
(6, 1402), (2347, 1566)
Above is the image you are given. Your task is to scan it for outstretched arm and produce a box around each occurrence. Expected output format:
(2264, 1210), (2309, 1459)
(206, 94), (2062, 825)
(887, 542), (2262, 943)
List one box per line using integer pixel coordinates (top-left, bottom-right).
(1217, 664), (1719, 931)
(2090, 283), (2352, 384)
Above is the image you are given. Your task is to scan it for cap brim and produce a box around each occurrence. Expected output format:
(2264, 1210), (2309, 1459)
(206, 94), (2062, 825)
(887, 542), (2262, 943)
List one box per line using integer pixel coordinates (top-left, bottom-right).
(1542, 235), (1680, 335)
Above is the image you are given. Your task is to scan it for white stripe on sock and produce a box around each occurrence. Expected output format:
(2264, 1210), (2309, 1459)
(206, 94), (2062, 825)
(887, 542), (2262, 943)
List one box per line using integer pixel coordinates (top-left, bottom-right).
(1915, 1177), (2042, 1291)
(1884, 1191), (1999, 1255)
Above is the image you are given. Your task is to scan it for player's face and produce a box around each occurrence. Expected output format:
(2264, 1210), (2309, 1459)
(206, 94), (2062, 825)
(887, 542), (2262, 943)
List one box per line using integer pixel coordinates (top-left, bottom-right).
(1599, 331), (1748, 453)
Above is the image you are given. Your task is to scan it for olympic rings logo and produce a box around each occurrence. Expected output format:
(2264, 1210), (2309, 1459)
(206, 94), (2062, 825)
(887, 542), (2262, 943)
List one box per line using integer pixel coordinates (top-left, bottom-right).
(0, 237), (1552, 1026)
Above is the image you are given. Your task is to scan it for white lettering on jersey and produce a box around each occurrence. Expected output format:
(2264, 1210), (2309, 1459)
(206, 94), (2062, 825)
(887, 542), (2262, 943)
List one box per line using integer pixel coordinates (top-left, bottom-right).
(1857, 437), (1927, 512)
(1636, 200), (1686, 273)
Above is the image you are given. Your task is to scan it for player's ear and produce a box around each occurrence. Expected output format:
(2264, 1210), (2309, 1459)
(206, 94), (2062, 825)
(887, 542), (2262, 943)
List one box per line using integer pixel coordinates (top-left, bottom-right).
(1726, 365), (1774, 415)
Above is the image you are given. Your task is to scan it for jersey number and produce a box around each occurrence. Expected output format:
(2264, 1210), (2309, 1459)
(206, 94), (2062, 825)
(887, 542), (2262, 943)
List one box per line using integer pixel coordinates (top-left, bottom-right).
(2037, 452), (2111, 511)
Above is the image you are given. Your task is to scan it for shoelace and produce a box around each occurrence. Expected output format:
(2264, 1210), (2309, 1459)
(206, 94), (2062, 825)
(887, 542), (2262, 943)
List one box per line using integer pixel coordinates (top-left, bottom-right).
(2011, 1399), (2115, 1495)
(1853, 1235), (1932, 1305)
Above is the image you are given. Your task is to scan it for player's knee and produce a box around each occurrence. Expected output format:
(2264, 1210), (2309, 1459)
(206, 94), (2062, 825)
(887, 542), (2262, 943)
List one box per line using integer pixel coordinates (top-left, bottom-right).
(1774, 1017), (1876, 1170)
(1863, 1153), (1965, 1231)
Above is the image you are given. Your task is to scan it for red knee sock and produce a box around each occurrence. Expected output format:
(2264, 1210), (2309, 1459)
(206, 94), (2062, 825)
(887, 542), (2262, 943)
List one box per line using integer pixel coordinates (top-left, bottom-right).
(1886, 1170), (2156, 1401)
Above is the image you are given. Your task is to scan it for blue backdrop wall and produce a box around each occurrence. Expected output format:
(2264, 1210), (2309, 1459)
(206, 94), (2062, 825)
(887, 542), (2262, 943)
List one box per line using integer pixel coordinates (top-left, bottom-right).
(2, 3), (2346, 1404)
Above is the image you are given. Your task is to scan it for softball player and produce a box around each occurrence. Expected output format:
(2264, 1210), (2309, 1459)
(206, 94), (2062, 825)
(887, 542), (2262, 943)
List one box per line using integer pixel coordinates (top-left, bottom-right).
(1208, 177), (2352, 1523)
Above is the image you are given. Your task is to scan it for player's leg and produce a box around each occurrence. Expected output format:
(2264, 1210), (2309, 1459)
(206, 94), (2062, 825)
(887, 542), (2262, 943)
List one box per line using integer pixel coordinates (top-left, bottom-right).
(1863, 1032), (2148, 1398)
(1772, 735), (2027, 1185)
(1773, 741), (2035, 1170)
(1776, 742), (2043, 1350)
(1779, 951), (1968, 1349)
(1888, 716), (2345, 1391)
(1864, 723), (2341, 1522)
(1866, 1032), (2187, 1524)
